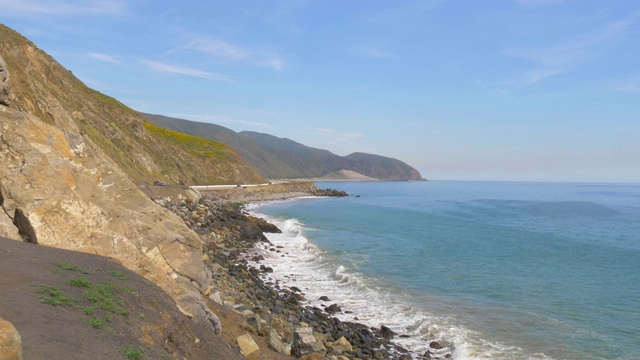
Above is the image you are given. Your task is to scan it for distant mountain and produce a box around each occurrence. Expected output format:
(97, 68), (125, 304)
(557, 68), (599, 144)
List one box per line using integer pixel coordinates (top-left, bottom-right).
(142, 113), (425, 181)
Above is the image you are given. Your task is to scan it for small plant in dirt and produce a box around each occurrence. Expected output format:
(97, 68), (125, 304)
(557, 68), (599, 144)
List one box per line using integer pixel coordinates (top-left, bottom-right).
(54, 262), (90, 274)
(36, 285), (72, 306)
(83, 282), (131, 316)
(88, 316), (105, 329)
(118, 346), (144, 360)
(107, 270), (128, 280)
(67, 277), (91, 287)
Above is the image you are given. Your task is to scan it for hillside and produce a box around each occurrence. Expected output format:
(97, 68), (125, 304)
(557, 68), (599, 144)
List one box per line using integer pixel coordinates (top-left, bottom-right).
(142, 113), (426, 181)
(242, 131), (425, 181)
(142, 113), (301, 179)
(0, 25), (264, 186)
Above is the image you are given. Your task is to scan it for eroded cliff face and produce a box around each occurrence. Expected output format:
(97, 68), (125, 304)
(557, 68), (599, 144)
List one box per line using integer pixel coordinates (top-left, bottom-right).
(0, 52), (221, 334)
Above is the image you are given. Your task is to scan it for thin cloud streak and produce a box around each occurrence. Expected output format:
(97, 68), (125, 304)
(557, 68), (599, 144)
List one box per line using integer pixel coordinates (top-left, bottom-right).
(503, 18), (635, 85)
(88, 53), (121, 64)
(350, 42), (398, 59)
(315, 128), (365, 142)
(168, 113), (270, 129)
(0, 0), (126, 16)
(367, 0), (445, 23)
(140, 60), (234, 83)
(515, 0), (563, 7)
(174, 37), (286, 71)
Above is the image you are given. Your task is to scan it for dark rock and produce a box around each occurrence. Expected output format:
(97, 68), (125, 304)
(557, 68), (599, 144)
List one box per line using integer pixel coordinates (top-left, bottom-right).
(325, 304), (341, 315)
(380, 325), (396, 340)
(429, 341), (444, 350)
(319, 296), (330, 302)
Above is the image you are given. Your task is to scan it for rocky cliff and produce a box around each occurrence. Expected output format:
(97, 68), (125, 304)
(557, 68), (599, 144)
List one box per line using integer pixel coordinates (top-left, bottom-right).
(0, 25), (240, 337)
(0, 25), (263, 187)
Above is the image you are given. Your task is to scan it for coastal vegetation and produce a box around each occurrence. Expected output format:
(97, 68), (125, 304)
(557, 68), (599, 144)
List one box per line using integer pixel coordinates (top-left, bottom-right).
(143, 122), (231, 159)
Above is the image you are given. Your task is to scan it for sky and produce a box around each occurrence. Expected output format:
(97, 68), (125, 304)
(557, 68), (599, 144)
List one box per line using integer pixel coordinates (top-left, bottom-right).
(1, 0), (639, 183)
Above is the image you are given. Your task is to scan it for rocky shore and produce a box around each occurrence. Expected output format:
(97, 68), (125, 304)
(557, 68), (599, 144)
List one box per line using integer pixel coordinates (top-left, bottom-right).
(155, 187), (449, 360)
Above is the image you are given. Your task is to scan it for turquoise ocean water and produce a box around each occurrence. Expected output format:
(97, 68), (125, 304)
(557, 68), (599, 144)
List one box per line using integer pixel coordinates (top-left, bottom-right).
(248, 181), (640, 359)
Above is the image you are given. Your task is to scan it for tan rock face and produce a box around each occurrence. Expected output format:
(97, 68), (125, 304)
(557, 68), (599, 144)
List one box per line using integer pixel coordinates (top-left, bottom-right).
(236, 334), (260, 360)
(0, 55), (15, 106)
(0, 105), (219, 333)
(0, 317), (22, 360)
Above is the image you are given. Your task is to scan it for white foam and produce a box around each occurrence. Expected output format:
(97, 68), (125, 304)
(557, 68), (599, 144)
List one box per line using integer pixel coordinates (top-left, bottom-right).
(247, 204), (553, 360)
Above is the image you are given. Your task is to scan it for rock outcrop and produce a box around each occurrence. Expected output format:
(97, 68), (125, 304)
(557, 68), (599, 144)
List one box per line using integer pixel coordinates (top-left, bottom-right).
(0, 63), (218, 334)
(291, 326), (326, 357)
(0, 55), (15, 106)
(236, 334), (260, 360)
(0, 317), (22, 360)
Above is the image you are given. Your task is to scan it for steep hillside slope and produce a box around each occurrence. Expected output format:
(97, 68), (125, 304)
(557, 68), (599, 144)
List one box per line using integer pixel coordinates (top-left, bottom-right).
(0, 25), (263, 186)
(143, 113), (425, 180)
(142, 113), (300, 179)
(0, 24), (242, 344)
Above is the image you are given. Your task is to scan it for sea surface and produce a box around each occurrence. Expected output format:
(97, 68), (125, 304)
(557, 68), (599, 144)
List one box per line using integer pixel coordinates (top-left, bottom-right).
(248, 181), (640, 360)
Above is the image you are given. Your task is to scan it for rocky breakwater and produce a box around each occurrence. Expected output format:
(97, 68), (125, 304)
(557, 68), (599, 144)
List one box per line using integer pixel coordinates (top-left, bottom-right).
(157, 193), (444, 359)
(0, 54), (219, 335)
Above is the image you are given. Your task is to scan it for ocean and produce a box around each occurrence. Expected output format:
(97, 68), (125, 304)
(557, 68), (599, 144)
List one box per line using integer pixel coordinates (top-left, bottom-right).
(247, 181), (640, 360)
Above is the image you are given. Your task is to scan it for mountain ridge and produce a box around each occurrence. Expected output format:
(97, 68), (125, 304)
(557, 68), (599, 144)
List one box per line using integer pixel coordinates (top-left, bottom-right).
(143, 113), (426, 181)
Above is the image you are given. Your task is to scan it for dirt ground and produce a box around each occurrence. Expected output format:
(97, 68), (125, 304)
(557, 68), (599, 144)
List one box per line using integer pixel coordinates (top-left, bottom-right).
(0, 237), (242, 360)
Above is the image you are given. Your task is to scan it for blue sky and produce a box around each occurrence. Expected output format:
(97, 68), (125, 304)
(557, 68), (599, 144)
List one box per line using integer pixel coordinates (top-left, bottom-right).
(1, 0), (639, 182)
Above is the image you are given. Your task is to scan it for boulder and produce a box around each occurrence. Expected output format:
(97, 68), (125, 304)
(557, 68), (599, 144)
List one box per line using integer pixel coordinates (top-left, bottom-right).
(380, 325), (396, 339)
(291, 326), (326, 357)
(0, 317), (22, 360)
(237, 334), (259, 360)
(0, 54), (15, 106)
(299, 353), (325, 360)
(268, 329), (291, 355)
(331, 336), (353, 353)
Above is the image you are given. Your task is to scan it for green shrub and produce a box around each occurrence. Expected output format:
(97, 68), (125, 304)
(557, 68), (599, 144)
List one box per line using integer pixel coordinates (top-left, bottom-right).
(36, 285), (72, 306)
(88, 316), (105, 329)
(118, 346), (144, 360)
(54, 262), (90, 274)
(67, 277), (92, 287)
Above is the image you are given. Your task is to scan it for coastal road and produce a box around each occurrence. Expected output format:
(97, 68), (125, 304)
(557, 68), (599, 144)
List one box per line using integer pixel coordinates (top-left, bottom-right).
(190, 182), (274, 191)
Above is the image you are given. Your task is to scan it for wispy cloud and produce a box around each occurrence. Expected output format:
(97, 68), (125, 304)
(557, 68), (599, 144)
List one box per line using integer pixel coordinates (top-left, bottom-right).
(503, 18), (635, 85)
(610, 77), (640, 93)
(173, 37), (286, 71)
(168, 113), (270, 128)
(515, 0), (563, 7)
(88, 53), (121, 64)
(350, 42), (398, 59)
(316, 128), (335, 134)
(339, 133), (366, 141)
(315, 128), (365, 142)
(140, 60), (234, 83)
(474, 80), (488, 89)
(0, 0), (126, 16)
(367, 0), (444, 23)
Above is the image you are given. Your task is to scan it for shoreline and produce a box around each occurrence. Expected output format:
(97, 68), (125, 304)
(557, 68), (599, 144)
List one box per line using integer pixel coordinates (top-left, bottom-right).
(246, 199), (455, 360)
(155, 185), (444, 359)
